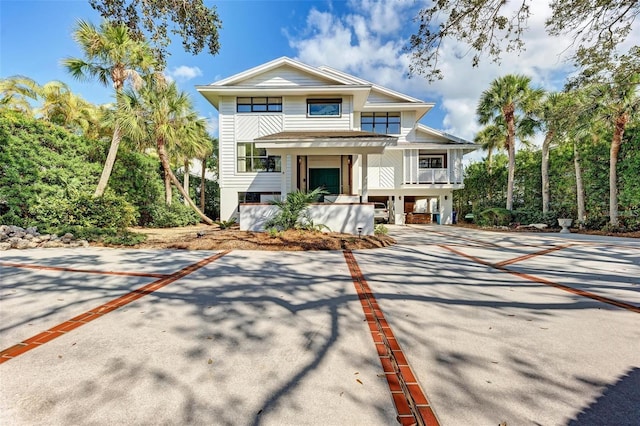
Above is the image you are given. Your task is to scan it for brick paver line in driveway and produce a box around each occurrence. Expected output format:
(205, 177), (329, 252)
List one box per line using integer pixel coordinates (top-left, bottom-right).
(0, 251), (229, 364)
(1, 226), (638, 425)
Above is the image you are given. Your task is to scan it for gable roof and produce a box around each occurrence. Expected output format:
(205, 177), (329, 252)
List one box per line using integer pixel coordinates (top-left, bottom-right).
(390, 124), (478, 153)
(210, 57), (356, 87)
(416, 124), (474, 145)
(196, 57), (433, 114)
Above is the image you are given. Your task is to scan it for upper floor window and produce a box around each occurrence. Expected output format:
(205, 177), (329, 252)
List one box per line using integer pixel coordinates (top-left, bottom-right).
(361, 112), (401, 134)
(237, 142), (281, 173)
(307, 98), (342, 116)
(237, 97), (282, 113)
(419, 153), (444, 169)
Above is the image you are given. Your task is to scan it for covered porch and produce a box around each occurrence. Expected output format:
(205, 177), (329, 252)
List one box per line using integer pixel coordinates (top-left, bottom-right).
(244, 130), (397, 235)
(254, 130), (397, 202)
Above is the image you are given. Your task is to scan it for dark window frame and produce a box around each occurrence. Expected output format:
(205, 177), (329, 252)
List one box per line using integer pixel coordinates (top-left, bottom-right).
(237, 97), (283, 113)
(418, 153), (445, 169)
(361, 112), (401, 135)
(237, 142), (281, 173)
(307, 98), (342, 117)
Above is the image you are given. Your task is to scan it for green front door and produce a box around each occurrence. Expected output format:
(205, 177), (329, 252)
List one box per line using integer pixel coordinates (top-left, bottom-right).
(309, 168), (340, 194)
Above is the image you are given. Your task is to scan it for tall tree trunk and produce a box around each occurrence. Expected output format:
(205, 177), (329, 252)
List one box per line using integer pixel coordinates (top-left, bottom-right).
(157, 139), (214, 225)
(164, 170), (172, 205)
(94, 124), (122, 197)
(183, 159), (190, 206)
(609, 113), (628, 227)
(504, 108), (516, 211)
(573, 140), (585, 228)
(200, 156), (207, 212)
(541, 130), (554, 214)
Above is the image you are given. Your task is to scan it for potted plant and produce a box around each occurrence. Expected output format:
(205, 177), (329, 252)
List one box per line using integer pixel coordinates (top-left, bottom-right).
(556, 205), (573, 233)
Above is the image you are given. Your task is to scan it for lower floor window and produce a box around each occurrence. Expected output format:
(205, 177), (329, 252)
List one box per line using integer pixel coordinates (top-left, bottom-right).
(238, 192), (280, 205)
(237, 142), (281, 172)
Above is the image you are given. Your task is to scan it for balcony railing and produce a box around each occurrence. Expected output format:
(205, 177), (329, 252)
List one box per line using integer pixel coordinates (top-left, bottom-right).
(404, 168), (462, 184)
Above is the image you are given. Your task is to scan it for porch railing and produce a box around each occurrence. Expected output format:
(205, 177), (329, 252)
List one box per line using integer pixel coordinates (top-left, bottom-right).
(404, 168), (460, 184)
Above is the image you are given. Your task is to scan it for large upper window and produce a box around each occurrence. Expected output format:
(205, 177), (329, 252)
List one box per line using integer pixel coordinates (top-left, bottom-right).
(237, 97), (282, 112)
(307, 98), (342, 116)
(237, 143), (281, 173)
(419, 153), (444, 169)
(361, 112), (401, 134)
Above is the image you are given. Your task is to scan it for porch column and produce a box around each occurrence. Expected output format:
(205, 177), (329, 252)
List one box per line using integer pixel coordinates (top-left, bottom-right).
(281, 154), (292, 199)
(394, 194), (405, 225)
(360, 154), (368, 202)
(447, 148), (451, 184)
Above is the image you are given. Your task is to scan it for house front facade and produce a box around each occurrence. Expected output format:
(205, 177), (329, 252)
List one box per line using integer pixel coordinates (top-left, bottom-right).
(197, 57), (477, 233)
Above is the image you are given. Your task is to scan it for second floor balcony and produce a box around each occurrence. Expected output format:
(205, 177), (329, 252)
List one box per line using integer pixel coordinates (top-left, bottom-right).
(403, 149), (464, 185)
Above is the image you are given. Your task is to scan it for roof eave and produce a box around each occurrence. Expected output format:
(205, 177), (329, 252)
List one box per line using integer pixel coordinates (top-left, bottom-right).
(196, 85), (373, 110)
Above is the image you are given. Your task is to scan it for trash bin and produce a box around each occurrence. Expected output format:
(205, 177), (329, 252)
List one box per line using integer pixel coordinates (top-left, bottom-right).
(433, 213), (440, 224)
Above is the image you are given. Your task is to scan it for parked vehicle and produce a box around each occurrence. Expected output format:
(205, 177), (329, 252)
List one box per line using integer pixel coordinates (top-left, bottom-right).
(374, 202), (389, 224)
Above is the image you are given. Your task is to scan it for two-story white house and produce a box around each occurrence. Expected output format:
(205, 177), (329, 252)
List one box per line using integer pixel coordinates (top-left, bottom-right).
(196, 57), (477, 234)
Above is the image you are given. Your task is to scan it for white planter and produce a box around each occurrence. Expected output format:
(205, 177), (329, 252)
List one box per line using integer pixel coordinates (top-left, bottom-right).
(558, 218), (573, 233)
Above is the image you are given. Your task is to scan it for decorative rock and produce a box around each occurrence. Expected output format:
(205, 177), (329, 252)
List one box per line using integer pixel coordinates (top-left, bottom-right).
(41, 240), (65, 248)
(0, 225), (91, 250)
(15, 239), (31, 249)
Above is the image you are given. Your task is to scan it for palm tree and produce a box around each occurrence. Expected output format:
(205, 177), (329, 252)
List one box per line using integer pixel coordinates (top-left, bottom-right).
(171, 126), (213, 206)
(0, 75), (39, 115)
(63, 19), (156, 197)
(200, 136), (218, 213)
(37, 81), (99, 134)
(538, 92), (569, 214)
(588, 72), (640, 227)
(115, 79), (214, 224)
(474, 123), (504, 173)
(477, 74), (544, 210)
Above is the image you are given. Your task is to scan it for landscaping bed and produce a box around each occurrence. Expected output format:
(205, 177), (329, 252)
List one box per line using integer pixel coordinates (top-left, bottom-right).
(122, 224), (395, 251)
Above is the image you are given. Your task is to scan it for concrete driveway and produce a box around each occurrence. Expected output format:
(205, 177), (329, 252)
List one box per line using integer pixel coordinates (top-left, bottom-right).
(1, 226), (638, 425)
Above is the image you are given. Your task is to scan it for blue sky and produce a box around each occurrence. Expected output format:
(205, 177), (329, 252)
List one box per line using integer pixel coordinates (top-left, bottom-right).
(2, 0), (638, 151)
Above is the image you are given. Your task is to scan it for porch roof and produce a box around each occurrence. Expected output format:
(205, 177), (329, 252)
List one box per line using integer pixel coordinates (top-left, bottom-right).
(254, 130), (397, 153)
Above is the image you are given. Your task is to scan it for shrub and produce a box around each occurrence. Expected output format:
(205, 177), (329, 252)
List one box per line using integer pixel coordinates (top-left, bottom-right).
(265, 188), (327, 230)
(28, 190), (137, 230)
(476, 207), (513, 227)
(216, 218), (237, 229)
(70, 192), (137, 229)
(148, 202), (199, 228)
(102, 231), (147, 246)
(583, 214), (609, 230)
(267, 227), (281, 238)
(110, 150), (164, 225)
(620, 215), (640, 232)
(38, 225), (146, 246)
(374, 224), (389, 236)
(512, 210), (558, 227)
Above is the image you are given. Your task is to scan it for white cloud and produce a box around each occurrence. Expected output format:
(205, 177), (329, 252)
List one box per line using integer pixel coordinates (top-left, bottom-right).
(167, 65), (203, 82)
(286, 0), (633, 148)
(204, 113), (219, 137)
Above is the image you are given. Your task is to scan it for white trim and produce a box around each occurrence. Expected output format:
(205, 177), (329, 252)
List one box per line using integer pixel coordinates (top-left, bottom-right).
(416, 124), (474, 145)
(209, 57), (356, 86)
